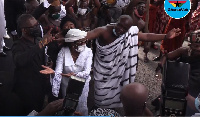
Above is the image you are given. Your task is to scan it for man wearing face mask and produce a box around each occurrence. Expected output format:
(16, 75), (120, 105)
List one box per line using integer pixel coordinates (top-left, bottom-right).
(125, 0), (153, 62)
(65, 0), (100, 31)
(12, 14), (54, 115)
(70, 15), (181, 109)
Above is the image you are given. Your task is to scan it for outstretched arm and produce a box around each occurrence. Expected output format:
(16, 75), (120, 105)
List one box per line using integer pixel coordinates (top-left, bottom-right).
(155, 47), (188, 77)
(84, 26), (105, 41)
(138, 28), (181, 42)
(138, 32), (166, 42)
(159, 47), (188, 67)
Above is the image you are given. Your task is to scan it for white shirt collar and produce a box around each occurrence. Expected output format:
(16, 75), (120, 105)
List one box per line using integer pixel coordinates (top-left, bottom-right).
(64, 47), (90, 67)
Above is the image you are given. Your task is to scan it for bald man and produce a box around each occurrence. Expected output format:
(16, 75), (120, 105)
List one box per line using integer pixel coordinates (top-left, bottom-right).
(120, 83), (153, 116)
(71, 15), (180, 108)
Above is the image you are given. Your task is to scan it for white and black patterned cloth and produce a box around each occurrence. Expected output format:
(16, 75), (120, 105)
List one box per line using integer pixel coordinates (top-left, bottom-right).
(89, 108), (121, 117)
(94, 26), (139, 108)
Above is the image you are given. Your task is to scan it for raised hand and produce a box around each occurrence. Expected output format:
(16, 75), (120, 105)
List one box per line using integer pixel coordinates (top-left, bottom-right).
(166, 28), (181, 39)
(54, 32), (65, 46)
(41, 28), (54, 46)
(40, 65), (55, 75)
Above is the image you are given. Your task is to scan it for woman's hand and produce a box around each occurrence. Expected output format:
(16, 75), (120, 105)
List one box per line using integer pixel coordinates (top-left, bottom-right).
(40, 65), (55, 75)
(61, 73), (75, 77)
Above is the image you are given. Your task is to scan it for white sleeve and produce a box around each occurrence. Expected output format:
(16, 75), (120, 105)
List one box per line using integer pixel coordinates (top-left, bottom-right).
(51, 48), (64, 97)
(43, 0), (51, 8)
(76, 50), (93, 79)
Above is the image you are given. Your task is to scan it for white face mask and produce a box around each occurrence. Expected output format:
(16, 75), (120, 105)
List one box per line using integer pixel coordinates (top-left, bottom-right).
(76, 44), (86, 52)
(77, 8), (87, 15)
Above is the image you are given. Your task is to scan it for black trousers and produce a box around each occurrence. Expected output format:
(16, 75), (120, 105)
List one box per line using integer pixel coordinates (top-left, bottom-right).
(4, 0), (25, 33)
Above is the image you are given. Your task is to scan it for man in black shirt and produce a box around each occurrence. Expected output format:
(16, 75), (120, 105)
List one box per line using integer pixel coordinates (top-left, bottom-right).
(12, 14), (53, 115)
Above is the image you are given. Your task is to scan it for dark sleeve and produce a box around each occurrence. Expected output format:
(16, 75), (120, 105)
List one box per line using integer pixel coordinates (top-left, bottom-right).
(31, 3), (48, 20)
(12, 42), (44, 68)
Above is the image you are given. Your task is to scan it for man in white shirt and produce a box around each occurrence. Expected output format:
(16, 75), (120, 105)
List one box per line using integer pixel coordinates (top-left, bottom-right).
(0, 0), (10, 57)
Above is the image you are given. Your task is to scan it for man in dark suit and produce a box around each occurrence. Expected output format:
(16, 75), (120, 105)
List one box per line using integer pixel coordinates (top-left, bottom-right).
(12, 14), (53, 115)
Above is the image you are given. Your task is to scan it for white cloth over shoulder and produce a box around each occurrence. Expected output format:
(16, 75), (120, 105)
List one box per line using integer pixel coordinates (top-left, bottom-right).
(65, 29), (87, 42)
(94, 26), (139, 108)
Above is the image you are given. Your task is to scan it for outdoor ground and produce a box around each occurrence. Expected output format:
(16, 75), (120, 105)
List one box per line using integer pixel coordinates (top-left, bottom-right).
(0, 37), (189, 115)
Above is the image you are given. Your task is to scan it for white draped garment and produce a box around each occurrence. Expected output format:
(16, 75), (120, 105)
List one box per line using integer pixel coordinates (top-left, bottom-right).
(94, 26), (139, 108)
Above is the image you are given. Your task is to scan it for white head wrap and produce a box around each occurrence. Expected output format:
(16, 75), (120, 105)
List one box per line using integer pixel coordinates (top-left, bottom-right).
(64, 29), (87, 42)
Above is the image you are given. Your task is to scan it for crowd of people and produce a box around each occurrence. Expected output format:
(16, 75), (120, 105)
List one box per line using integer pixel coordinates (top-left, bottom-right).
(0, 0), (200, 116)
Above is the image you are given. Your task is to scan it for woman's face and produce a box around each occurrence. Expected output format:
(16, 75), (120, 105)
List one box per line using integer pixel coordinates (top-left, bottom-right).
(74, 39), (87, 46)
(63, 21), (75, 30)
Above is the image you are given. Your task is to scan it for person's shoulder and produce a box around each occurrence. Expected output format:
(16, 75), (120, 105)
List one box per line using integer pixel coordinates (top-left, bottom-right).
(94, 25), (109, 33)
(106, 24), (115, 30)
(60, 46), (69, 53)
(129, 26), (139, 33)
(13, 39), (25, 46)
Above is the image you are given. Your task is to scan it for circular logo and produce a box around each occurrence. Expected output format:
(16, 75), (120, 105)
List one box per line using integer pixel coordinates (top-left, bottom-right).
(164, 0), (191, 19)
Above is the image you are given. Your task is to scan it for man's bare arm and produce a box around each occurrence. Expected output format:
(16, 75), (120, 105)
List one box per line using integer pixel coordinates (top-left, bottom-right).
(65, 0), (75, 8)
(138, 32), (165, 41)
(138, 28), (181, 42)
(160, 47), (188, 67)
(85, 27), (104, 41)
(92, 0), (101, 15)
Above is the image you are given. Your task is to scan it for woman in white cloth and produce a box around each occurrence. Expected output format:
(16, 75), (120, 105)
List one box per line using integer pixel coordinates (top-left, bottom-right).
(40, 29), (93, 115)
